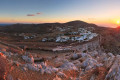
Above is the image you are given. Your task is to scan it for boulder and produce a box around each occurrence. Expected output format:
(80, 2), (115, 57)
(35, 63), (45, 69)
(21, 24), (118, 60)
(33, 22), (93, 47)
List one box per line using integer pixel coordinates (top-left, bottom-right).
(80, 53), (91, 58)
(57, 72), (67, 78)
(104, 56), (115, 68)
(107, 53), (115, 58)
(90, 51), (98, 57)
(60, 62), (78, 71)
(81, 58), (103, 71)
(22, 55), (34, 63)
(44, 67), (58, 74)
(71, 53), (79, 60)
(105, 55), (120, 80)
(24, 64), (40, 71)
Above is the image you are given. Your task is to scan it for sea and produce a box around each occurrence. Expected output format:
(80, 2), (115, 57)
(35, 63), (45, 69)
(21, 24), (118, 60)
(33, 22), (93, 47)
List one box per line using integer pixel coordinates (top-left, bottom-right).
(0, 24), (13, 26)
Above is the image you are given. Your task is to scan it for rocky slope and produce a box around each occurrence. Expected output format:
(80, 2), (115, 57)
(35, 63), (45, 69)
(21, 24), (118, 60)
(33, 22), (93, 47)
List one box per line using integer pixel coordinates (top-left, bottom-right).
(0, 44), (120, 80)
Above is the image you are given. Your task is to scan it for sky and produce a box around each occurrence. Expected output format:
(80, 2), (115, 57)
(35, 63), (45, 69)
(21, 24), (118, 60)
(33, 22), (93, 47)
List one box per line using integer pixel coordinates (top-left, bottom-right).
(0, 0), (120, 27)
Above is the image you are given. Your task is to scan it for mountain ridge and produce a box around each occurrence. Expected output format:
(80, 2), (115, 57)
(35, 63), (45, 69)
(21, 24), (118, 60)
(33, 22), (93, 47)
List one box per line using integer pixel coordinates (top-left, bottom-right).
(0, 20), (102, 33)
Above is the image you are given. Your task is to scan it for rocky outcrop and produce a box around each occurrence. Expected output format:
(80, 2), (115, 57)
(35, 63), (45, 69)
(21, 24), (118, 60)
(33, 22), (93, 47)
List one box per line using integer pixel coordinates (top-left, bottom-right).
(2, 45), (120, 80)
(20, 50), (120, 80)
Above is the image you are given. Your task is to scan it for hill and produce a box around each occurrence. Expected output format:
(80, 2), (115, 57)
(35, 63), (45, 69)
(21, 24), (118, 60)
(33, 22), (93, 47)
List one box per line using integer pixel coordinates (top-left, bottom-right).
(0, 20), (99, 33)
(0, 20), (120, 55)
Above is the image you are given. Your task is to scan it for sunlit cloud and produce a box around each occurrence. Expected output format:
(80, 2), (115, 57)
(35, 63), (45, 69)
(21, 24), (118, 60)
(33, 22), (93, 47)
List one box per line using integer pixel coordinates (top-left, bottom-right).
(27, 12), (41, 16)
(36, 12), (41, 15)
(27, 14), (35, 16)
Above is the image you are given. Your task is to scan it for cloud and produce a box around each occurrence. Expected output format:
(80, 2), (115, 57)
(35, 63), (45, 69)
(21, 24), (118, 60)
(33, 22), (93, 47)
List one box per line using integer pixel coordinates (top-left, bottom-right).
(27, 12), (41, 16)
(27, 14), (35, 16)
(36, 12), (41, 15)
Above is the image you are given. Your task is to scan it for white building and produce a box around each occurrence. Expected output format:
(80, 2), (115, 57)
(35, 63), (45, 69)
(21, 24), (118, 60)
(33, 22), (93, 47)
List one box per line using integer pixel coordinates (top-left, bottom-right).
(56, 36), (70, 42)
(42, 38), (47, 42)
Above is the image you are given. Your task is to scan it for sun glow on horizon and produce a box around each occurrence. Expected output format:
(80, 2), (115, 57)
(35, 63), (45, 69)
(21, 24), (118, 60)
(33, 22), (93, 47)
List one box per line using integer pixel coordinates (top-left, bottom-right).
(117, 20), (120, 24)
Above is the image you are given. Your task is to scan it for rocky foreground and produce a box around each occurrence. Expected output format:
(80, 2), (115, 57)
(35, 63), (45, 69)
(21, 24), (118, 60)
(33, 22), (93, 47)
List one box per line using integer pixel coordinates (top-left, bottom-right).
(0, 48), (120, 80)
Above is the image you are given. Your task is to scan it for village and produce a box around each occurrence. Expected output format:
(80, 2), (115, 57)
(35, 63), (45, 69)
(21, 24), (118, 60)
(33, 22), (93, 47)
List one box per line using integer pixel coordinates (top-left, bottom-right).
(42, 27), (98, 43)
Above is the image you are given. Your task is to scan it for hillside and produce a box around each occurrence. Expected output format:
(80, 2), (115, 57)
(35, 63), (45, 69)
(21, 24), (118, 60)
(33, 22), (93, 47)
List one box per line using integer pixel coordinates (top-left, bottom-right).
(0, 20), (118, 54)
(0, 20), (120, 80)
(0, 20), (99, 33)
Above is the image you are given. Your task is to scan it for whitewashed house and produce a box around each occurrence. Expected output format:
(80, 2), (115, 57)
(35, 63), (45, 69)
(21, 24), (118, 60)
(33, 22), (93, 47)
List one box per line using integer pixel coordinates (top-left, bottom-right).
(42, 38), (47, 42)
(71, 37), (75, 41)
(76, 36), (84, 42)
(24, 36), (30, 39)
(69, 32), (78, 35)
(24, 36), (34, 39)
(56, 36), (70, 42)
(89, 33), (98, 39)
